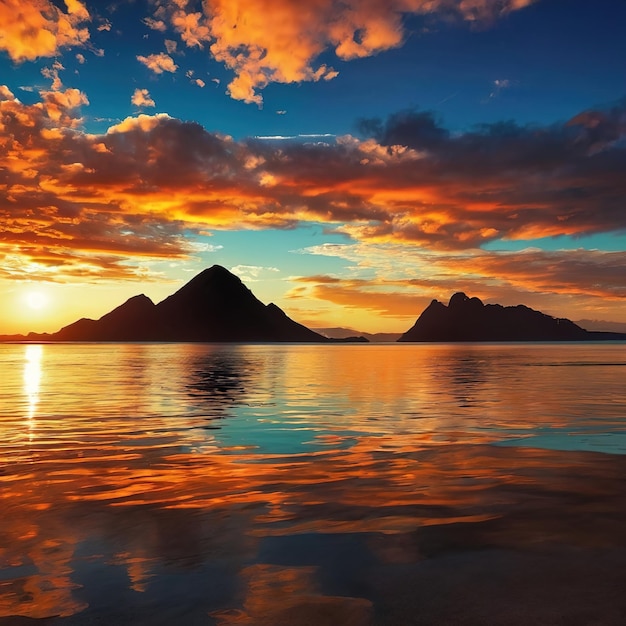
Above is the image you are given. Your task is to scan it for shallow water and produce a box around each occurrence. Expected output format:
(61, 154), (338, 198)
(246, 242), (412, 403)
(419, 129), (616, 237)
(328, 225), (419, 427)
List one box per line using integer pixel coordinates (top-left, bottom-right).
(1, 343), (626, 624)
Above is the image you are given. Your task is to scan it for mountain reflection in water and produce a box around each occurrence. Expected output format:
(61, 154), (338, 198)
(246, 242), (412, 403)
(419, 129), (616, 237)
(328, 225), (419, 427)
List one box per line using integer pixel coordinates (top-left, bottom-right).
(1, 343), (626, 625)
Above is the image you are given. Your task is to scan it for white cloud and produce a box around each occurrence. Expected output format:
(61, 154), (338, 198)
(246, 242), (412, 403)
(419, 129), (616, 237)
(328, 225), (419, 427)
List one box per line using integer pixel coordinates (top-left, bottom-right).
(231, 265), (280, 281)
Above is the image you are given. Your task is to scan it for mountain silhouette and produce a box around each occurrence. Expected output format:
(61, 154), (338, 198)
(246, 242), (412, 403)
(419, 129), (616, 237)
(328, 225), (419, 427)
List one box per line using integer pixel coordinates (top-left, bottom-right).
(399, 292), (626, 342)
(54, 294), (158, 341)
(315, 327), (401, 342)
(3, 279), (626, 343)
(19, 266), (326, 342)
(153, 265), (322, 341)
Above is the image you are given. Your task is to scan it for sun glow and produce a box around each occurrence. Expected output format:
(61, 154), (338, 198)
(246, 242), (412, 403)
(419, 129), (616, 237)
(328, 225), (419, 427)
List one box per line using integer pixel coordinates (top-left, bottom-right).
(25, 291), (48, 310)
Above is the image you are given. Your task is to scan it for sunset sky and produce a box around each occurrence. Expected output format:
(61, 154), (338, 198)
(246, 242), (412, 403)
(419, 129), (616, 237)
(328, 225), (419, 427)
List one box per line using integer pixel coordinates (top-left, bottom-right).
(1, 0), (625, 335)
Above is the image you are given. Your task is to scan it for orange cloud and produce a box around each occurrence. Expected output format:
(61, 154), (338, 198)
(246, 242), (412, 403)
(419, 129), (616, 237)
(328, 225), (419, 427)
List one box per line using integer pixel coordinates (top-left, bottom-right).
(143, 17), (167, 32)
(2, 86), (626, 293)
(131, 88), (156, 108)
(288, 278), (434, 319)
(137, 52), (178, 74)
(0, 91), (193, 281)
(0, 0), (91, 62)
(459, 249), (626, 300)
(40, 87), (89, 126)
(286, 245), (626, 327)
(171, 5), (211, 48)
(151, 0), (538, 104)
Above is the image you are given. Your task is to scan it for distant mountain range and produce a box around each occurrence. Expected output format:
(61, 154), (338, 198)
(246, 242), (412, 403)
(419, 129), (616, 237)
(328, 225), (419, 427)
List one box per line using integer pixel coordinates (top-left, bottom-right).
(1, 268), (625, 343)
(574, 319), (626, 334)
(314, 327), (402, 342)
(398, 292), (626, 342)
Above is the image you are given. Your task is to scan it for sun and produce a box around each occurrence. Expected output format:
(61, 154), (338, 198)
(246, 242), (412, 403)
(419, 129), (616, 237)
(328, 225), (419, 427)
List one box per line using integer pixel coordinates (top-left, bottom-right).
(26, 291), (48, 310)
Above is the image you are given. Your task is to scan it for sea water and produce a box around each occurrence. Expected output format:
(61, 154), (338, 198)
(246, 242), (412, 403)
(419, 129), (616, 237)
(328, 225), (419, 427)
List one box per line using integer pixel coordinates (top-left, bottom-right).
(1, 343), (626, 624)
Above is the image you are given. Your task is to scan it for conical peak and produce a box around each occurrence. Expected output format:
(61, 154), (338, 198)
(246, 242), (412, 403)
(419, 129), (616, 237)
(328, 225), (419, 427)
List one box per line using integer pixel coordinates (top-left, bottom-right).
(178, 265), (245, 293)
(150, 265), (325, 341)
(199, 265), (233, 277)
(157, 264), (260, 317)
(192, 265), (240, 283)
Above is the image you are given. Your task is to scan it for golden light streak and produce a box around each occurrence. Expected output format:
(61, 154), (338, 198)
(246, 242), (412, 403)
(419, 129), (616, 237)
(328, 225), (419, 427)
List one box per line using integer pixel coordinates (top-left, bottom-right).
(23, 344), (42, 427)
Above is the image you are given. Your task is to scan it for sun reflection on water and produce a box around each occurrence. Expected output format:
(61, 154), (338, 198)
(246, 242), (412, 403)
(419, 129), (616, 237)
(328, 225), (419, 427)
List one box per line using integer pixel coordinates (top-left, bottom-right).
(23, 344), (42, 425)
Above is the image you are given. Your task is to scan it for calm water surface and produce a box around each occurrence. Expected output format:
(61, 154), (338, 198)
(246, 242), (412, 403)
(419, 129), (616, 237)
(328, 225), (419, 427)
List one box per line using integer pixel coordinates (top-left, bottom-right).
(1, 343), (626, 625)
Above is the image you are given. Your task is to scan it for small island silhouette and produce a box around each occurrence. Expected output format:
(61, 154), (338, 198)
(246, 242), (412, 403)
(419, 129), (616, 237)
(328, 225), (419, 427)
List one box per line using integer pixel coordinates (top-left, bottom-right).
(1, 267), (624, 342)
(399, 292), (626, 342)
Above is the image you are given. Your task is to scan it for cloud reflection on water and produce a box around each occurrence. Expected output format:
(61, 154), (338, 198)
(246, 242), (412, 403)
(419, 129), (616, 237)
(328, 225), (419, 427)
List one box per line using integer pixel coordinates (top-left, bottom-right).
(1, 343), (626, 623)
